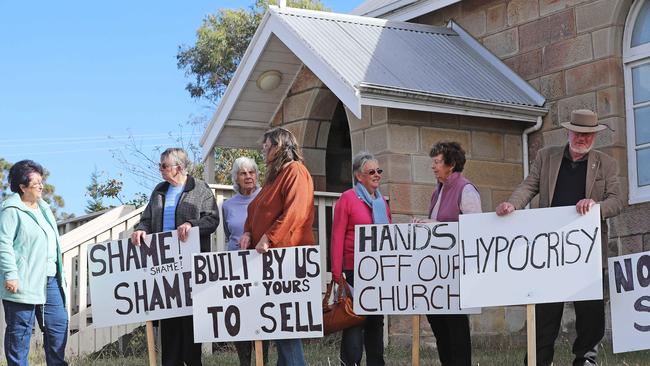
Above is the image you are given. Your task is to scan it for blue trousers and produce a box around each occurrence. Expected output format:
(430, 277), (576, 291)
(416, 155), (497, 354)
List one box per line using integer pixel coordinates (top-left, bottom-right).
(275, 338), (305, 366)
(3, 277), (68, 366)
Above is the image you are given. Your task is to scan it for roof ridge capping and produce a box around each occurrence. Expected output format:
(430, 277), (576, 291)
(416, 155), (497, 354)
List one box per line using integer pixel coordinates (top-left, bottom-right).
(270, 5), (454, 35)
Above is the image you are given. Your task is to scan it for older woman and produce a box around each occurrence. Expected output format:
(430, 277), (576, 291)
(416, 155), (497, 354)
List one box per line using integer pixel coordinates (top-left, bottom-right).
(331, 151), (391, 366)
(222, 157), (268, 365)
(239, 128), (314, 366)
(0, 160), (68, 366)
(131, 147), (219, 366)
(424, 141), (480, 366)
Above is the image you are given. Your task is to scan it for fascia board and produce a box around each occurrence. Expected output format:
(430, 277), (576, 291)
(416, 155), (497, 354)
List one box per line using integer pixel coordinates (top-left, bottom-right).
(381, 0), (461, 21)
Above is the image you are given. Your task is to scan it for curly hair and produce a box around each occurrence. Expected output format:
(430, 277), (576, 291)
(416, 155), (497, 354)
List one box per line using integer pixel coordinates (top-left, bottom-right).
(429, 141), (466, 173)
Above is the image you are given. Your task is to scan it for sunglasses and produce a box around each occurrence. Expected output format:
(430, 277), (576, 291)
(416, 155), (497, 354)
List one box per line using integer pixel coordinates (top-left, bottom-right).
(159, 163), (179, 169)
(364, 169), (383, 176)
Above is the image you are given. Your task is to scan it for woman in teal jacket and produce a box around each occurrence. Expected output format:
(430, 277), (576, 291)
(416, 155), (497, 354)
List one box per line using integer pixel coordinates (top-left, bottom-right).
(0, 160), (68, 366)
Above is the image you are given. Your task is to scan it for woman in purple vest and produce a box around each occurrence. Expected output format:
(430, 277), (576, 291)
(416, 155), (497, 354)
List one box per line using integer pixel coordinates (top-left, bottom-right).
(420, 141), (481, 366)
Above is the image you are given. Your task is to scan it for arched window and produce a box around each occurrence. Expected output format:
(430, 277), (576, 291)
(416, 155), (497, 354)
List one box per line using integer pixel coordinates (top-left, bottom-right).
(624, 0), (650, 203)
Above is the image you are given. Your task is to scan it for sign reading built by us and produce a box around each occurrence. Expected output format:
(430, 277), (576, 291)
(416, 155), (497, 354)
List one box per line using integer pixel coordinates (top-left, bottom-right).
(88, 227), (199, 327)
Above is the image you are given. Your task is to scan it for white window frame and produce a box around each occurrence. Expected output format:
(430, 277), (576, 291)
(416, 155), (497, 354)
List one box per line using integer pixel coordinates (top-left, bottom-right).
(624, 0), (650, 204)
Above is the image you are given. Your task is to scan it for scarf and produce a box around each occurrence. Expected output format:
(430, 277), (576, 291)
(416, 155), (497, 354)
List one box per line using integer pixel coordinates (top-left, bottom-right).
(355, 182), (389, 224)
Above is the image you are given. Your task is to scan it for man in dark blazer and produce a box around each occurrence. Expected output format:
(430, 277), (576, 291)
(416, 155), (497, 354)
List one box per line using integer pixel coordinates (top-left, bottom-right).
(496, 109), (623, 366)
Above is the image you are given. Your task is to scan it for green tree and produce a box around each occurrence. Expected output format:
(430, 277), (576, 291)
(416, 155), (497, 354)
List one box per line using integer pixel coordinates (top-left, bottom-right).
(213, 147), (266, 185)
(85, 168), (150, 211)
(0, 157), (70, 219)
(177, 0), (326, 104)
(85, 168), (109, 213)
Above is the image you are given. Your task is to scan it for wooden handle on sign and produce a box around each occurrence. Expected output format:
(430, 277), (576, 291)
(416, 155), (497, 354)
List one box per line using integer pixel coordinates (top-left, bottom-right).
(527, 304), (536, 366)
(412, 315), (420, 366)
(146, 321), (157, 366)
(255, 340), (264, 366)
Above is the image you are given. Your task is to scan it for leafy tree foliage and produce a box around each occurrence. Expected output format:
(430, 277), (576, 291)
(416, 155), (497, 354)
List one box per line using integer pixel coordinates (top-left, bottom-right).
(85, 168), (149, 212)
(177, 0), (326, 103)
(213, 147), (266, 185)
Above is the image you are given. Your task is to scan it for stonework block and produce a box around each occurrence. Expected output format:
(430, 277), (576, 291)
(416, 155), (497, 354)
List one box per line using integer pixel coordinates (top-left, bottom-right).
(388, 125), (420, 153)
(518, 9), (576, 53)
(477, 186), (493, 212)
(541, 101), (559, 131)
(565, 58), (623, 96)
(540, 72), (566, 101)
(486, 3), (507, 33)
(413, 155), (435, 184)
(302, 120), (320, 148)
(289, 66), (323, 94)
(302, 148), (326, 176)
(420, 127), (471, 155)
(528, 77), (541, 92)
(507, 0), (539, 26)
(542, 34), (594, 73)
(644, 233), (650, 251)
(307, 89), (339, 120)
(492, 190), (515, 210)
(575, 0), (627, 33)
(459, 115), (523, 134)
(372, 107), (388, 125)
(539, 0), (591, 17)
(594, 117), (626, 148)
(271, 108), (283, 126)
(543, 127), (568, 147)
(593, 26), (624, 59)
(283, 121), (306, 145)
(599, 146), (627, 177)
(618, 235), (644, 255)
(365, 125), (389, 154)
(504, 49), (543, 80)
(388, 109), (431, 125)
(557, 92), (597, 123)
(283, 91), (312, 122)
(316, 121), (330, 148)
(350, 130), (365, 156)
(471, 131), (504, 160)
(504, 134), (523, 162)
(312, 175), (326, 192)
(347, 105), (371, 132)
(388, 183), (434, 215)
(376, 154), (413, 184)
(610, 202), (650, 237)
(483, 27), (519, 58)
(457, 10), (487, 37)
(430, 113), (460, 129)
(463, 160), (523, 188)
(597, 86), (625, 119)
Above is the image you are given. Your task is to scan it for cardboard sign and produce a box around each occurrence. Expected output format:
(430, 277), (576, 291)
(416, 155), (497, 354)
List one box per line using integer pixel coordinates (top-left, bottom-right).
(352, 222), (480, 315)
(88, 228), (199, 327)
(608, 251), (650, 353)
(459, 205), (603, 308)
(192, 246), (323, 342)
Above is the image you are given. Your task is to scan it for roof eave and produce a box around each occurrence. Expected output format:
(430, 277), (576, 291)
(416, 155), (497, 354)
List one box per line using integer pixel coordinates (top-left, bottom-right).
(356, 0), (461, 21)
(359, 83), (548, 123)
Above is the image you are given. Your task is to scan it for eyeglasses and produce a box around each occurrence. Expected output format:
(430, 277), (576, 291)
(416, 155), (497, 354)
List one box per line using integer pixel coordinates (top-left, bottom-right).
(364, 169), (383, 176)
(159, 163), (179, 169)
(28, 181), (44, 188)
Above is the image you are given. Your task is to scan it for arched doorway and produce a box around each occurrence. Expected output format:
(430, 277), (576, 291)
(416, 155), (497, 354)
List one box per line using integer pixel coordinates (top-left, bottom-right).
(325, 101), (353, 193)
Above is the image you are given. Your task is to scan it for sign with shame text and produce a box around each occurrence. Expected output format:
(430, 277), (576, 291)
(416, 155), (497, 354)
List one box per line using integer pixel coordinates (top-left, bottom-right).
(88, 227), (199, 328)
(191, 246), (323, 342)
(459, 205), (602, 308)
(608, 251), (650, 353)
(353, 222), (480, 315)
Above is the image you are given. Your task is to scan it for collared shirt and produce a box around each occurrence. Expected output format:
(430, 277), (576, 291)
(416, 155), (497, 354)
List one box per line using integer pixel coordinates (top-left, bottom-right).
(551, 146), (587, 207)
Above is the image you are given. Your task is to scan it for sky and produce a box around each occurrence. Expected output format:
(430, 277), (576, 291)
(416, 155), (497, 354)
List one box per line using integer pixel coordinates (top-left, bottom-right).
(0, 0), (362, 217)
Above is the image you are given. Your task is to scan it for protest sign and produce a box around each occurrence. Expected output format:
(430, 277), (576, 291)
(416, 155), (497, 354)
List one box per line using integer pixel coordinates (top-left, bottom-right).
(352, 222), (480, 315)
(608, 251), (650, 353)
(192, 246), (323, 342)
(88, 227), (199, 328)
(459, 205), (602, 308)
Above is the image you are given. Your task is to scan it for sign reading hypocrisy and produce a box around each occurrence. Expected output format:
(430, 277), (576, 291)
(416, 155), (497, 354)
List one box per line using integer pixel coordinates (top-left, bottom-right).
(353, 222), (480, 315)
(191, 246), (323, 342)
(608, 251), (650, 353)
(459, 205), (603, 308)
(88, 227), (199, 328)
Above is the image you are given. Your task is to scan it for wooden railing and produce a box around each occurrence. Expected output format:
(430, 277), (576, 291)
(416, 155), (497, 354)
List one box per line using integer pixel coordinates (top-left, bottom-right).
(50, 184), (340, 356)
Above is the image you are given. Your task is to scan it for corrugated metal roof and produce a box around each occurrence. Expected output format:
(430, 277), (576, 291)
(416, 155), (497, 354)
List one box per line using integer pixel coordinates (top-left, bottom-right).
(350, 0), (416, 16)
(275, 8), (544, 107)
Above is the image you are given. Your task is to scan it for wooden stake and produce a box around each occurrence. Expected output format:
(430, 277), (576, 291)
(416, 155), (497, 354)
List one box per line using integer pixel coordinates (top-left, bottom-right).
(146, 321), (157, 366)
(527, 304), (536, 366)
(412, 315), (420, 366)
(255, 340), (264, 366)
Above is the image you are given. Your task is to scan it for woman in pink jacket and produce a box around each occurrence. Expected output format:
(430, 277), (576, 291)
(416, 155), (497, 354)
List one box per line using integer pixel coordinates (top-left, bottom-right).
(331, 151), (391, 366)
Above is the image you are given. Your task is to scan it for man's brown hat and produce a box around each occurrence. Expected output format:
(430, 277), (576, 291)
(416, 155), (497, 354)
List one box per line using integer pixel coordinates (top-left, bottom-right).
(561, 109), (606, 133)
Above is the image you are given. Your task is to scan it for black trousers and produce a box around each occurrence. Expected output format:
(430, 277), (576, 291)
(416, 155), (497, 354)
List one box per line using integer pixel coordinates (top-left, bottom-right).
(525, 300), (605, 366)
(340, 270), (385, 366)
(425, 314), (472, 366)
(234, 340), (269, 366)
(161, 315), (203, 366)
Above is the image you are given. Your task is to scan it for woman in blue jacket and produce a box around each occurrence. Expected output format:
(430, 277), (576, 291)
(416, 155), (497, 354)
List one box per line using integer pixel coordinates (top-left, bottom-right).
(0, 160), (68, 366)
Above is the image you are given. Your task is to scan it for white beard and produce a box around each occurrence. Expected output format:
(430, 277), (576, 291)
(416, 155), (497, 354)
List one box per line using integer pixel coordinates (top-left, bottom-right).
(569, 141), (594, 155)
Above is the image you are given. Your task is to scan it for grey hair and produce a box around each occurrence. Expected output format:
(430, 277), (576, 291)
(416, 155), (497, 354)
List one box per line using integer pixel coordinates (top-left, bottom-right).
(231, 156), (259, 193)
(160, 148), (191, 174)
(352, 151), (377, 183)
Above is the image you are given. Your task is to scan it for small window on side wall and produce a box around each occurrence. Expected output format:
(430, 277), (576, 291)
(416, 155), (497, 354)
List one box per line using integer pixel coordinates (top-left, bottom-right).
(624, 0), (650, 203)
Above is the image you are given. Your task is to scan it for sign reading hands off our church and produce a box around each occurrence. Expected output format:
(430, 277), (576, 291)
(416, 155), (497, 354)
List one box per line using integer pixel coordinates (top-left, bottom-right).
(459, 205), (603, 308)
(353, 222), (480, 315)
(88, 228), (199, 327)
(608, 251), (650, 353)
